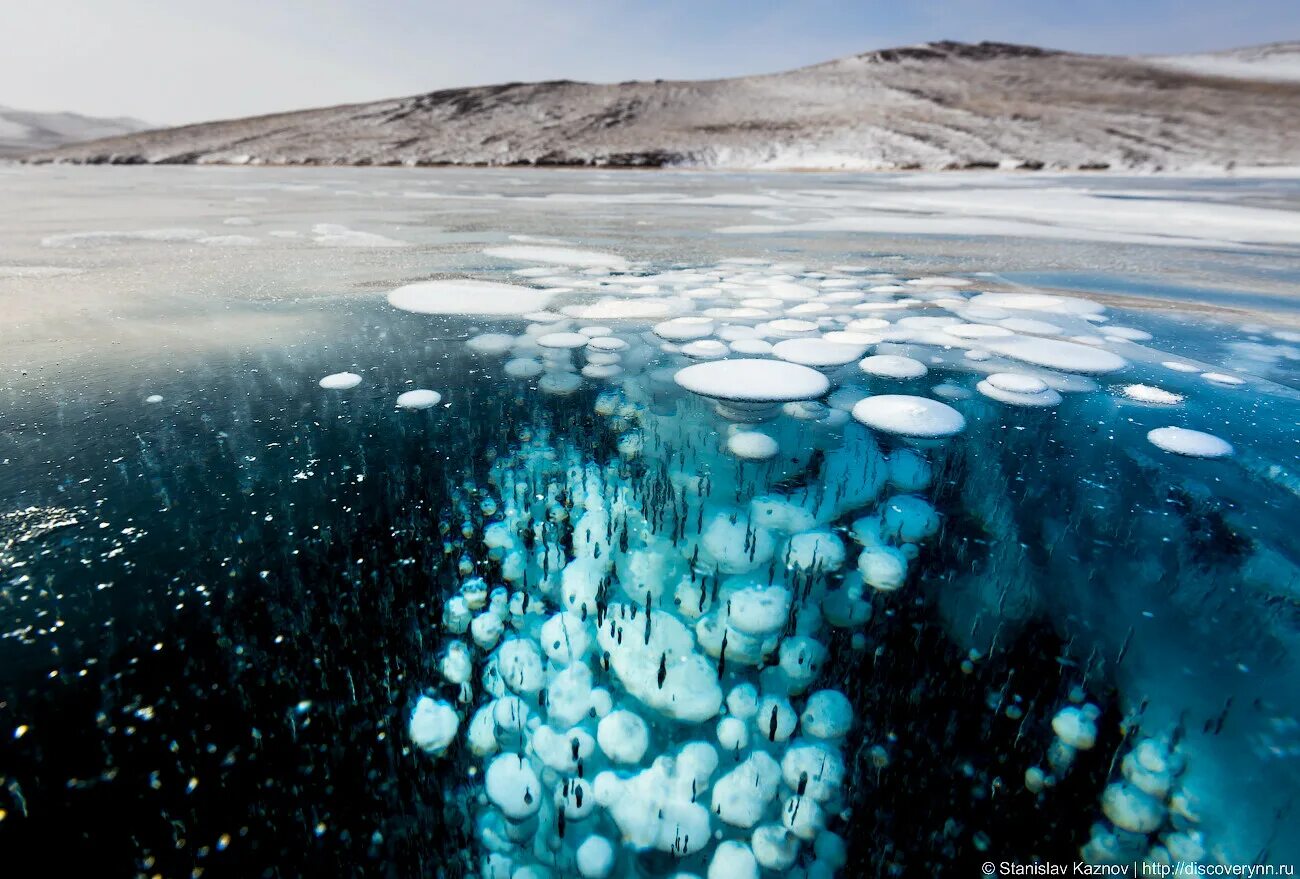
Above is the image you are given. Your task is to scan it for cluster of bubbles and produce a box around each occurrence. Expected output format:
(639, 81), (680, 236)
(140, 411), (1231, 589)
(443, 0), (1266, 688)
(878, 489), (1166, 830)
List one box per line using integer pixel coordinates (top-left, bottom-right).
(315, 250), (1264, 877)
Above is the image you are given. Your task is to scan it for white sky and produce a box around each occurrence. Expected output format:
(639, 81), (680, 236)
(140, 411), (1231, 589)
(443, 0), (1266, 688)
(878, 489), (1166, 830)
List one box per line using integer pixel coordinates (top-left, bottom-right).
(2, 0), (1296, 125)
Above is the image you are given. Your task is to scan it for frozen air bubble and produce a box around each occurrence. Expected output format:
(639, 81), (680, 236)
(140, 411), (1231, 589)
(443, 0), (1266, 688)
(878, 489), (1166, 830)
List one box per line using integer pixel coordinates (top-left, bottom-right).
(389, 280), (552, 316)
(976, 373), (1062, 407)
(1146, 427), (1233, 459)
(395, 389), (442, 409)
(1121, 385), (1184, 405)
(503, 358), (544, 378)
(484, 754), (543, 820)
(596, 709), (649, 764)
(654, 317), (716, 341)
(851, 394), (966, 438)
(409, 696), (459, 756)
(727, 431), (780, 461)
(681, 339), (730, 359)
(674, 359), (830, 403)
(983, 336), (1127, 374)
(536, 332), (590, 349)
(858, 546), (909, 591)
(319, 372), (362, 390)
(860, 354), (928, 379)
(538, 372), (583, 395)
(466, 333), (517, 354)
(709, 840), (760, 879)
(586, 336), (629, 352)
(772, 338), (869, 367)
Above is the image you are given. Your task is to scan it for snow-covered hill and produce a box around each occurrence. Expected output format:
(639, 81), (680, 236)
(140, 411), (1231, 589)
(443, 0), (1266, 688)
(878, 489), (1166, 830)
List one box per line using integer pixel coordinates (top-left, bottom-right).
(0, 106), (151, 158)
(19, 41), (1300, 171)
(1147, 41), (1300, 83)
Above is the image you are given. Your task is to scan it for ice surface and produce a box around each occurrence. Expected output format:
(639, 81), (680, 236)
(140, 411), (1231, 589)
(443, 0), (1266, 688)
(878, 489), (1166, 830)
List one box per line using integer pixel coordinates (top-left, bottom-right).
(2, 165), (1299, 878)
(484, 245), (628, 268)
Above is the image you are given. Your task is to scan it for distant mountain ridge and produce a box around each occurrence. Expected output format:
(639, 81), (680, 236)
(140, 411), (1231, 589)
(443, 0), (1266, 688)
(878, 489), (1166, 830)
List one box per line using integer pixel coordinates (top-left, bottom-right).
(18, 40), (1300, 171)
(0, 106), (151, 158)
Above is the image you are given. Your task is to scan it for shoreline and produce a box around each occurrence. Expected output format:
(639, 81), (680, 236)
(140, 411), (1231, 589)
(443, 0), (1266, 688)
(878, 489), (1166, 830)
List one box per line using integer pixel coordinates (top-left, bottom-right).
(7, 157), (1300, 178)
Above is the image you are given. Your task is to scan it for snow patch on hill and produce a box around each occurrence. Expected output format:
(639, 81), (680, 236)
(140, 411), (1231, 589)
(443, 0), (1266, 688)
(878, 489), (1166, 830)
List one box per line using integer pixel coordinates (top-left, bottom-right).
(1147, 42), (1300, 83)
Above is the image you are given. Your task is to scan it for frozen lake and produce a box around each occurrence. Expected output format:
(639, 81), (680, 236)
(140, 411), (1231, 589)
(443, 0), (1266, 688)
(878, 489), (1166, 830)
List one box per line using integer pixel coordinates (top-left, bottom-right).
(1, 165), (1298, 876)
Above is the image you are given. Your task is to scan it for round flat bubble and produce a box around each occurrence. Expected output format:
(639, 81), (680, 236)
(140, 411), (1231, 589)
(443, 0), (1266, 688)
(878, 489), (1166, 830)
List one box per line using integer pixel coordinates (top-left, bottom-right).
(1162, 361), (1200, 373)
(396, 389), (442, 409)
(579, 325), (613, 337)
(582, 363), (625, 378)
(1001, 318), (1063, 335)
(773, 338), (868, 367)
(388, 279), (552, 316)
(976, 379), (1062, 407)
(716, 325), (764, 342)
(319, 372), (362, 390)
(854, 301), (909, 313)
(1105, 326), (1153, 342)
(1147, 427), (1233, 458)
(504, 358), (544, 378)
(847, 318), (891, 332)
(984, 336), (1127, 374)
(675, 359), (830, 402)
(586, 336), (629, 352)
(947, 323), (1014, 339)
(1122, 384), (1184, 405)
(1202, 372), (1245, 386)
(536, 332), (590, 349)
(860, 355), (928, 379)
(970, 292), (1105, 316)
(762, 318), (820, 338)
(524, 310), (566, 323)
(562, 299), (679, 320)
(787, 302), (829, 315)
(823, 331), (881, 345)
(466, 333), (516, 354)
(730, 339), (774, 355)
(727, 431), (780, 460)
(540, 372), (583, 394)
(682, 339), (730, 359)
(654, 317), (715, 341)
(987, 373), (1048, 394)
(762, 281), (817, 301)
(897, 315), (961, 329)
(852, 394), (966, 438)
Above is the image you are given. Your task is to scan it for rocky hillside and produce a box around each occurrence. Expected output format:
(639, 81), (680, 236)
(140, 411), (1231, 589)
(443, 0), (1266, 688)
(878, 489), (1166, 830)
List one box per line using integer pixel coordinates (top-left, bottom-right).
(20, 41), (1300, 171)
